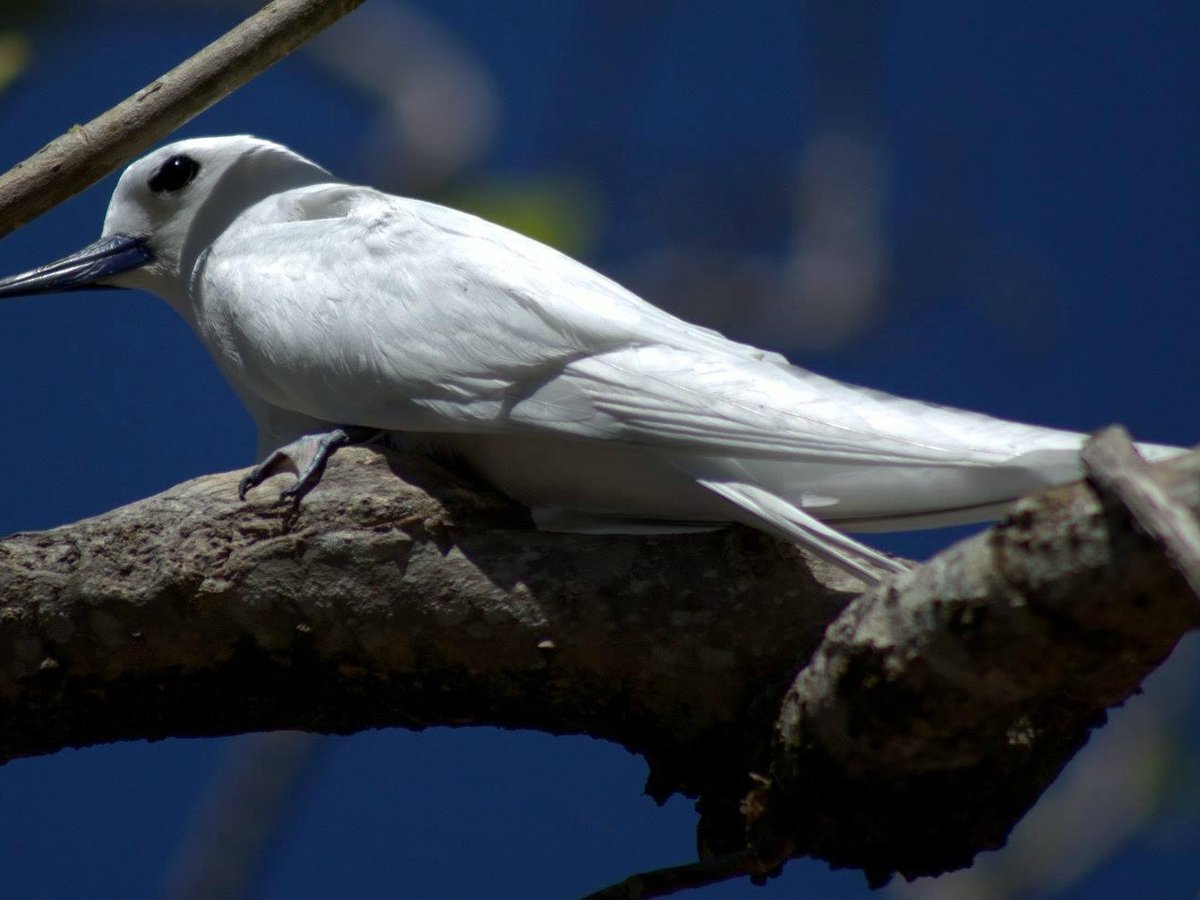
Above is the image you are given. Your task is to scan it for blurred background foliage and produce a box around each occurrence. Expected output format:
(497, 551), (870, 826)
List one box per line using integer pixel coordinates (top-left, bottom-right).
(0, 33), (29, 94)
(0, 2), (1197, 898)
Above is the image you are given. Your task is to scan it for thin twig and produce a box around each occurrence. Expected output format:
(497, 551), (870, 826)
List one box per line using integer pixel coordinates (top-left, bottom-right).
(582, 851), (765, 900)
(0, 0), (368, 238)
(1082, 425), (1200, 598)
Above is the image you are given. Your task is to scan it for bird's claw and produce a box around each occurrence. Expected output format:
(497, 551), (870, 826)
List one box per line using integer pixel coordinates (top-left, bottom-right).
(239, 427), (379, 507)
(237, 467), (271, 501)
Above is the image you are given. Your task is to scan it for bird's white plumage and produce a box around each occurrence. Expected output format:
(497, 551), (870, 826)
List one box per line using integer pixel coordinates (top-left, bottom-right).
(81, 136), (1182, 582)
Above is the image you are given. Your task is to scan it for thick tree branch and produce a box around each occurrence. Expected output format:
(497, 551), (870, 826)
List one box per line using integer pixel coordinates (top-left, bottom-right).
(0, 448), (861, 795)
(0, 0), (367, 238)
(0, 440), (1196, 893)
(746, 435), (1200, 886)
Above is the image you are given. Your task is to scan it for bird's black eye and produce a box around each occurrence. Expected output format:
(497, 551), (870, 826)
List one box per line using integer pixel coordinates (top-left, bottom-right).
(148, 154), (201, 194)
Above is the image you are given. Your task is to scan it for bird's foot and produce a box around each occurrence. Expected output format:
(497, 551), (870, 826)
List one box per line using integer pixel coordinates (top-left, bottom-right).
(239, 426), (382, 507)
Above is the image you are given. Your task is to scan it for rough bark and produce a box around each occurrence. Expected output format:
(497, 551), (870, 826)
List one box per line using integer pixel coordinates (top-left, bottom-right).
(0, 438), (1195, 890)
(746, 431), (1200, 885)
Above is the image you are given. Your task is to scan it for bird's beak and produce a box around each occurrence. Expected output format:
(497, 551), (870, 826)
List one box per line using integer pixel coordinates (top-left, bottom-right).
(0, 233), (153, 299)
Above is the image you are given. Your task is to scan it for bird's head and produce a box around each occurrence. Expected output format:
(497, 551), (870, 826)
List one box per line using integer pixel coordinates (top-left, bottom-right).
(0, 135), (335, 306)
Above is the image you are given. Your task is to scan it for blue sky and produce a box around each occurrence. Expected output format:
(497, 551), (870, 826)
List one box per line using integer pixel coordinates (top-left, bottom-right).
(0, 3), (1197, 897)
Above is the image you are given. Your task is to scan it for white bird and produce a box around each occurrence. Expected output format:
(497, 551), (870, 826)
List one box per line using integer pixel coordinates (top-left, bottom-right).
(0, 136), (1183, 583)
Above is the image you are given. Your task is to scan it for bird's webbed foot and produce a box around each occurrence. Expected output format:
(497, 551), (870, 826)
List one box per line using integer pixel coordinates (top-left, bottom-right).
(239, 426), (383, 507)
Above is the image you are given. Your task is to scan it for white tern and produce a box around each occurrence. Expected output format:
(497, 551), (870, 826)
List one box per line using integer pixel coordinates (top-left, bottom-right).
(0, 136), (1183, 583)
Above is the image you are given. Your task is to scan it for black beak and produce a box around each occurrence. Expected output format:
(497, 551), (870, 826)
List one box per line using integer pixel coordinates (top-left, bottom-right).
(0, 234), (154, 299)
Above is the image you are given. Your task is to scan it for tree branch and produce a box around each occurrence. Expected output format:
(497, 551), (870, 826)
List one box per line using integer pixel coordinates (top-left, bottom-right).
(582, 850), (760, 900)
(1083, 425), (1200, 596)
(0, 439), (1196, 893)
(0, 0), (367, 238)
(747, 435), (1200, 886)
(0, 448), (862, 791)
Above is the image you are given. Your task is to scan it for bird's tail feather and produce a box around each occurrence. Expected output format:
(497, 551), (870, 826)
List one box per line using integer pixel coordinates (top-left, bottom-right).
(694, 476), (909, 584)
(688, 438), (1187, 582)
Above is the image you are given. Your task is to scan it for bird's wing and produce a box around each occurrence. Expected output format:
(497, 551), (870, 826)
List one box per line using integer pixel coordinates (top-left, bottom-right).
(209, 187), (1088, 469)
(205, 187), (780, 430)
(413, 199), (1097, 464)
